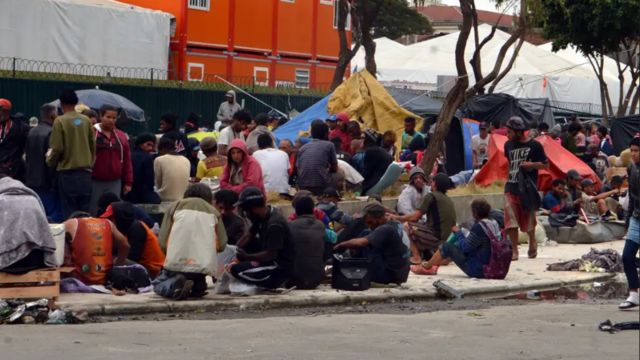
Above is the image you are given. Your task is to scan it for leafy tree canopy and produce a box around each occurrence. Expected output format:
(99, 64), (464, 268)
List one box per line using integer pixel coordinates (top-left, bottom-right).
(373, 0), (433, 39)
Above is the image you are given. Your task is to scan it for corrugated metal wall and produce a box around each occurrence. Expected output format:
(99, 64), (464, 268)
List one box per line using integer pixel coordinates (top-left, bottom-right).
(0, 78), (323, 134)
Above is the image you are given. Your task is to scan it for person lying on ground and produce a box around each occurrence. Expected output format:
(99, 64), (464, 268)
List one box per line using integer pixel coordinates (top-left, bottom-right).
(213, 189), (246, 246)
(397, 166), (430, 216)
(63, 212), (130, 285)
(154, 184), (227, 300)
(580, 178), (622, 219)
(220, 139), (265, 195)
(195, 136), (226, 182)
(288, 195), (327, 289)
(391, 173), (456, 267)
(228, 187), (293, 290)
(100, 201), (165, 278)
(333, 203), (410, 285)
(415, 199), (500, 277)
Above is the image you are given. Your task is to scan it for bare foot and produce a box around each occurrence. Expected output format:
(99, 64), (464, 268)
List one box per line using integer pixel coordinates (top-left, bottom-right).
(512, 251), (519, 261)
(528, 247), (538, 259)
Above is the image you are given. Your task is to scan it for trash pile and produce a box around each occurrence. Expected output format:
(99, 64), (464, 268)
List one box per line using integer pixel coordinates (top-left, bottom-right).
(546, 248), (624, 273)
(0, 299), (87, 325)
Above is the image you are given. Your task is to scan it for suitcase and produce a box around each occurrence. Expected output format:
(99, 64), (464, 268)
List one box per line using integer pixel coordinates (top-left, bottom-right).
(331, 254), (372, 291)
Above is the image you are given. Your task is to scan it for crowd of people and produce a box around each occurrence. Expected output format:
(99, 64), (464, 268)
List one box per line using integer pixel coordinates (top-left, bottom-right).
(0, 90), (637, 310)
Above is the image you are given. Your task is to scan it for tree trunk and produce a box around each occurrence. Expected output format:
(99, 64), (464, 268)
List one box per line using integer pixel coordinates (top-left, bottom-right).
(330, 0), (360, 91)
(489, 37), (525, 93)
(359, 0), (377, 77)
(420, 0), (472, 174)
(588, 54), (610, 125)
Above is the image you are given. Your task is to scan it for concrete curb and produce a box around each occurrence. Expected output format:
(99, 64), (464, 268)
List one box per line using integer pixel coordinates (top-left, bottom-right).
(61, 273), (617, 317)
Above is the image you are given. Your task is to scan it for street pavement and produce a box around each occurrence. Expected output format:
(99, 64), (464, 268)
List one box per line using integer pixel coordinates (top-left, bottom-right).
(1, 303), (637, 360)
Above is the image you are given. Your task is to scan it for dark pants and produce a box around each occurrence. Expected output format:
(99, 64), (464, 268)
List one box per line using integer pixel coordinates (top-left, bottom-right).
(153, 270), (207, 299)
(229, 261), (288, 289)
(440, 242), (485, 279)
(34, 188), (64, 223)
(58, 170), (92, 219)
(622, 240), (639, 290)
(363, 247), (409, 285)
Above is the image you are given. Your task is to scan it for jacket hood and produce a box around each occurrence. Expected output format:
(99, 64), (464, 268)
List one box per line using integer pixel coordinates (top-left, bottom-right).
(228, 139), (249, 159)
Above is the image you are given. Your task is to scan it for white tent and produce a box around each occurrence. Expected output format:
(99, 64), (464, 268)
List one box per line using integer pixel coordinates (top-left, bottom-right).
(352, 25), (622, 113)
(0, 0), (172, 79)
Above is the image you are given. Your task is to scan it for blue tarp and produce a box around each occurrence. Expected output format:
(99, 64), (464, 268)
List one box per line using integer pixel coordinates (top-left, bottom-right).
(274, 95), (330, 142)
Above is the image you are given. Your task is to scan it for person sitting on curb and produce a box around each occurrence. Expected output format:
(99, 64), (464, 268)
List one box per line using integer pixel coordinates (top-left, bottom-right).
(397, 167), (430, 215)
(317, 187), (353, 231)
(542, 179), (579, 214)
(154, 137), (191, 203)
(154, 184), (228, 300)
(195, 137), (226, 182)
(391, 173), (456, 273)
(220, 139), (265, 195)
(580, 178), (622, 219)
(418, 199), (499, 277)
(333, 203), (410, 285)
(288, 195), (327, 289)
(228, 187), (293, 290)
(213, 189), (246, 246)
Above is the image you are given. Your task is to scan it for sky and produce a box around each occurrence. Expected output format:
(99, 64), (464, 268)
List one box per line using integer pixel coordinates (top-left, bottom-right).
(438, 0), (505, 12)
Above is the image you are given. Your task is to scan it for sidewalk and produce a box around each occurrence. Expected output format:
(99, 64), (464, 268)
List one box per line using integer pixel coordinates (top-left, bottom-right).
(57, 241), (625, 316)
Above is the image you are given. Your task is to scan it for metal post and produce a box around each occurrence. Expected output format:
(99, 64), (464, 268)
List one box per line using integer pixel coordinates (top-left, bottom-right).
(12, 57), (16, 78)
(150, 68), (154, 86)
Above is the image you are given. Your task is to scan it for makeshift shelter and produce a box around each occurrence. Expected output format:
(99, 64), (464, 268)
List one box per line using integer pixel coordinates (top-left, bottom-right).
(474, 134), (601, 192)
(610, 115), (640, 155)
(274, 95), (330, 142)
(461, 94), (555, 127)
(444, 118), (479, 176)
(384, 88), (443, 116)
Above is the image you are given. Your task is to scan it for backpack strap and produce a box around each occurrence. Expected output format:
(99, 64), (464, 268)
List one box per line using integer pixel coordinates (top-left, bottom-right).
(478, 220), (499, 242)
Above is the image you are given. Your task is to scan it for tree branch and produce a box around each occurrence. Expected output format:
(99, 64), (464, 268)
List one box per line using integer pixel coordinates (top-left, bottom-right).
(488, 36), (525, 93)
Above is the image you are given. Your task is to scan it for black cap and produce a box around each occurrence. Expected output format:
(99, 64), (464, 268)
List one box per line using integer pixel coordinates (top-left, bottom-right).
(506, 116), (527, 131)
(567, 169), (582, 180)
(235, 187), (265, 210)
(581, 178), (594, 187)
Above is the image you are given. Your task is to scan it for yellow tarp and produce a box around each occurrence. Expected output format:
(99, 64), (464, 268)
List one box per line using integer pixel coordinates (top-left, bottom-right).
(328, 70), (423, 152)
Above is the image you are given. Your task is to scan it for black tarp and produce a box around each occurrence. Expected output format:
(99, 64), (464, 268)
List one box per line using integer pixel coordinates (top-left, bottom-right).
(460, 93), (555, 127)
(610, 115), (640, 155)
(386, 87), (443, 116)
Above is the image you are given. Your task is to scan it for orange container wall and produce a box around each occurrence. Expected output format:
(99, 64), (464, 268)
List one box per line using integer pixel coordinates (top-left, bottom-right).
(188, 0), (230, 47)
(185, 53), (228, 78)
(316, 1), (343, 59)
(277, 1), (313, 56)
(233, 56), (272, 85)
(234, 0), (273, 51)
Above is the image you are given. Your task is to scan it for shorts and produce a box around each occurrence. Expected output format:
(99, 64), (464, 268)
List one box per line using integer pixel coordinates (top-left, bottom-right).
(504, 193), (536, 232)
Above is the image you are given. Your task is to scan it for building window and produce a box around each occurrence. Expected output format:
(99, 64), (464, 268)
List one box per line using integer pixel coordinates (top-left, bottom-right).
(295, 69), (310, 89)
(254, 67), (269, 86)
(188, 0), (210, 11)
(188, 63), (204, 82)
(320, 0), (333, 5)
(333, 1), (351, 30)
(281, 0), (295, 3)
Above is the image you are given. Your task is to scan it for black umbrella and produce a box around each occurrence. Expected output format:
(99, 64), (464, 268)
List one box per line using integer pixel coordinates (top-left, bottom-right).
(50, 89), (145, 122)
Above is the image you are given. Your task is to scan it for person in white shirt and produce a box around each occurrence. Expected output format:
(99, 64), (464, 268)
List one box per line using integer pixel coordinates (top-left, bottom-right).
(217, 110), (251, 156)
(471, 122), (490, 169)
(397, 166), (430, 215)
(253, 133), (290, 194)
(154, 137), (191, 202)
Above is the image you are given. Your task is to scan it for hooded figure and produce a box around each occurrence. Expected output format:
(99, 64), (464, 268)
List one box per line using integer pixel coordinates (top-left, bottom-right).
(220, 139), (265, 195)
(397, 167), (431, 215)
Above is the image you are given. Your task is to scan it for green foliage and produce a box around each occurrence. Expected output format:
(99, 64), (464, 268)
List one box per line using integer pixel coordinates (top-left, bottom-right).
(372, 0), (433, 39)
(541, 0), (640, 55)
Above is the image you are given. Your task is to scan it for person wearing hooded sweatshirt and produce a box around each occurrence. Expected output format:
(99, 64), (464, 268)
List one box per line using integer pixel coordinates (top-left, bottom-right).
(125, 133), (161, 205)
(220, 139), (265, 195)
(90, 105), (133, 215)
(397, 167), (431, 215)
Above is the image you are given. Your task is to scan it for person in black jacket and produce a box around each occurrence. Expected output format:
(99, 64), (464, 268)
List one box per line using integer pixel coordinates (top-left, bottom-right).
(159, 113), (189, 156)
(124, 133), (161, 204)
(0, 98), (29, 181)
(361, 129), (392, 195)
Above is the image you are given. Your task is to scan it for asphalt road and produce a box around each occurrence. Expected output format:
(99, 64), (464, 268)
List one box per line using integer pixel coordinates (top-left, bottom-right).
(1, 303), (638, 360)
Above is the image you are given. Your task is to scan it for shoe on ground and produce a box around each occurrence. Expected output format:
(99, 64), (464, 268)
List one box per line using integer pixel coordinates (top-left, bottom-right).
(619, 293), (639, 310)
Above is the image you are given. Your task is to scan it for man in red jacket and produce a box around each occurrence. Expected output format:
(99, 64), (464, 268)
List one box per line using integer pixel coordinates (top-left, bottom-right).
(90, 104), (133, 215)
(328, 112), (352, 154)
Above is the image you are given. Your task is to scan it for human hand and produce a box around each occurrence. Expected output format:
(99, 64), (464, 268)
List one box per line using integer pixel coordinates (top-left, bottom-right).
(452, 225), (460, 233)
(123, 185), (132, 195)
(520, 161), (534, 169)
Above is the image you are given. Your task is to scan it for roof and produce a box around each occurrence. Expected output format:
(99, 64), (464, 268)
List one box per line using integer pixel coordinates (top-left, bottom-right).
(416, 5), (514, 27)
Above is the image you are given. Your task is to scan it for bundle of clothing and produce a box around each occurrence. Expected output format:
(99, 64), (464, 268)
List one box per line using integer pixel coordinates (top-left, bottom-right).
(547, 248), (623, 273)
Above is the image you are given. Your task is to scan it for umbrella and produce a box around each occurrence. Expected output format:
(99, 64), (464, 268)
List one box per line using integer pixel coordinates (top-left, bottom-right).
(49, 89), (145, 122)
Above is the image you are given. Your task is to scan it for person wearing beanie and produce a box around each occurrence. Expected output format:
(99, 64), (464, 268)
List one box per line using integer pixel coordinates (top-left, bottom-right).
(397, 166), (431, 215)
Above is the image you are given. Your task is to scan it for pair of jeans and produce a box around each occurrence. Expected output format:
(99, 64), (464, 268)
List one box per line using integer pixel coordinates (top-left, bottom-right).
(440, 242), (485, 279)
(58, 170), (92, 220)
(623, 217), (640, 289)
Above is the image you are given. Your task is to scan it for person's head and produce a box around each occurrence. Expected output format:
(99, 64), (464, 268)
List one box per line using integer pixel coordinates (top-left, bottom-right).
(409, 166), (428, 191)
(228, 140), (248, 165)
(347, 121), (362, 138)
(408, 134), (426, 152)
(100, 201), (135, 233)
(257, 133), (274, 150)
(331, 137), (342, 152)
(185, 112), (200, 133)
(321, 187), (341, 203)
(537, 122), (549, 133)
(404, 117), (417, 134)
(159, 112), (178, 132)
(568, 122), (582, 136)
(551, 178), (567, 196)
(470, 198), (491, 221)
(566, 169), (582, 188)
(59, 89), (79, 112)
(236, 187), (267, 222)
(629, 137), (640, 164)
(81, 109), (98, 125)
(279, 139), (294, 155)
(325, 115), (338, 130)
(293, 195), (315, 216)
(232, 110), (252, 132)
(581, 178), (596, 195)
(40, 104), (57, 124)
(334, 112), (350, 131)
(506, 116), (527, 141)
(225, 90), (235, 104)
(254, 113), (269, 128)
(0, 98), (11, 123)
(99, 104), (118, 131)
(135, 133), (157, 153)
(200, 137), (218, 156)
(184, 183), (213, 204)
(596, 126), (608, 140)
(157, 136), (176, 155)
(490, 119), (501, 131)
(363, 129), (381, 147)
(550, 124), (562, 139)
(479, 122), (489, 138)
(310, 119), (330, 140)
(362, 203), (387, 230)
(610, 175), (623, 189)
(213, 189), (239, 213)
(431, 173), (452, 193)
(382, 130), (397, 148)
(96, 192), (121, 217)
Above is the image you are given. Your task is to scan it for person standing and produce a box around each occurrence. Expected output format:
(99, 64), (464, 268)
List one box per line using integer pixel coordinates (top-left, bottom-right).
(154, 137), (191, 202)
(0, 98), (29, 180)
(25, 104), (62, 222)
(296, 120), (338, 196)
(90, 105), (133, 215)
(619, 137), (640, 310)
(216, 90), (243, 129)
(46, 90), (96, 219)
(217, 110), (251, 156)
(124, 133), (161, 204)
(159, 113), (189, 157)
(471, 122), (490, 169)
(503, 117), (547, 261)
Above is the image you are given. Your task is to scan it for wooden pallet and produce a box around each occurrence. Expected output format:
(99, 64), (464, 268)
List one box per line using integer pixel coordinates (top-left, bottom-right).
(0, 268), (61, 302)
